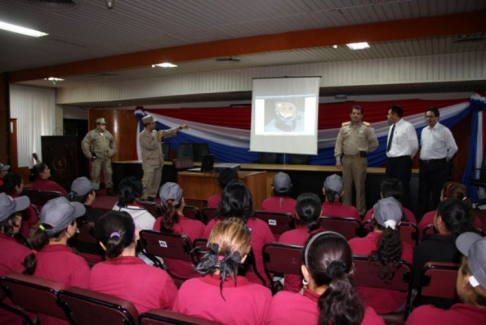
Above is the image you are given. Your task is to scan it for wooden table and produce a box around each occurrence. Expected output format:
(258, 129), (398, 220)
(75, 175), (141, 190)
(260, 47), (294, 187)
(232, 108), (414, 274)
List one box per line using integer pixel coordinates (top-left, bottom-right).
(177, 170), (267, 210)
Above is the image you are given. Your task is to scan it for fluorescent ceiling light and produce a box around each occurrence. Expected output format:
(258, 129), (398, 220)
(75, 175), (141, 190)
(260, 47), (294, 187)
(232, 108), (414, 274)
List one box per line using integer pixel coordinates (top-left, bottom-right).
(0, 21), (48, 37)
(44, 77), (64, 81)
(346, 42), (370, 50)
(152, 62), (178, 68)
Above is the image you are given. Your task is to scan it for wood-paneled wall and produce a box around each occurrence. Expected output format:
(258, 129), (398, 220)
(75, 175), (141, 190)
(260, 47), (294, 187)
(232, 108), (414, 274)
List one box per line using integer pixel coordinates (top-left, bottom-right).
(88, 110), (138, 161)
(88, 108), (474, 182)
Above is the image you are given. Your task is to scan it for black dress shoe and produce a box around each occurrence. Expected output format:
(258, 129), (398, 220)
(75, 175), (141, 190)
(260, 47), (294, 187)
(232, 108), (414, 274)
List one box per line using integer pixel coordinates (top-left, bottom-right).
(106, 188), (116, 196)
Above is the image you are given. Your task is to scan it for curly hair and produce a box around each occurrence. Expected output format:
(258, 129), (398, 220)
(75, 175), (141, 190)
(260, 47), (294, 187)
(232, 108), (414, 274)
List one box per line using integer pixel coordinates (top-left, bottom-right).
(369, 220), (403, 281)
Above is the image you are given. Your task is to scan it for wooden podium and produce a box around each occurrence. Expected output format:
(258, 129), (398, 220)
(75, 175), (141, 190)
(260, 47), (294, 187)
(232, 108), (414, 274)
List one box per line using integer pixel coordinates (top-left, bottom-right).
(177, 171), (267, 210)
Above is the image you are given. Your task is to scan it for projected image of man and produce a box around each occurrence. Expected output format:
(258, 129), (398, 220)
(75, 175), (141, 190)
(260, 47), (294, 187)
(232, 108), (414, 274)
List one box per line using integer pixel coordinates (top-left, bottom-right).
(264, 101), (304, 133)
(334, 105), (378, 216)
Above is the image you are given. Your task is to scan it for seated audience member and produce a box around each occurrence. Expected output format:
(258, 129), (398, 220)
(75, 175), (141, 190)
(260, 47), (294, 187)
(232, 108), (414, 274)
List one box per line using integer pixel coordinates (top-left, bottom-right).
(261, 172), (296, 214)
(204, 181), (274, 285)
(279, 193), (322, 292)
(418, 182), (482, 238)
(30, 162), (68, 196)
(69, 176), (104, 223)
(407, 232), (486, 325)
(90, 211), (177, 314)
(362, 178), (416, 224)
(0, 162), (10, 188)
(321, 174), (360, 220)
(174, 218), (272, 324)
(2, 173), (38, 238)
(23, 197), (89, 325)
(207, 168), (238, 208)
(0, 193), (34, 324)
(349, 197), (413, 314)
(413, 198), (476, 308)
(266, 231), (384, 325)
(113, 176), (155, 230)
(153, 182), (205, 279)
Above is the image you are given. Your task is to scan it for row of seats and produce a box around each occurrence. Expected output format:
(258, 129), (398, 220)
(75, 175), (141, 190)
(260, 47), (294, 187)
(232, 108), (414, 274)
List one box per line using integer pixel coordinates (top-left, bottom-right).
(0, 273), (217, 325)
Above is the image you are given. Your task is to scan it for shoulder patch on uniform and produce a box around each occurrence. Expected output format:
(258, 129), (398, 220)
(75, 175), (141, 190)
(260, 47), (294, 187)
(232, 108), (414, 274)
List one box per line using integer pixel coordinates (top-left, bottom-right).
(362, 121), (370, 127)
(342, 122), (351, 126)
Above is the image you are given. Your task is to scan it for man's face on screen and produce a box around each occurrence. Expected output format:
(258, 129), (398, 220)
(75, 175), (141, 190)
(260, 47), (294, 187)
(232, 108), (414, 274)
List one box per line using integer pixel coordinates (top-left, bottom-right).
(350, 108), (363, 124)
(275, 102), (297, 122)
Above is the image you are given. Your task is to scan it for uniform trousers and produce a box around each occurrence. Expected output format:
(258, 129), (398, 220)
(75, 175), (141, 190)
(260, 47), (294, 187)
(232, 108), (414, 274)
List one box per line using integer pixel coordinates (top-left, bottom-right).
(386, 156), (412, 209)
(142, 164), (162, 199)
(91, 158), (113, 188)
(342, 155), (367, 215)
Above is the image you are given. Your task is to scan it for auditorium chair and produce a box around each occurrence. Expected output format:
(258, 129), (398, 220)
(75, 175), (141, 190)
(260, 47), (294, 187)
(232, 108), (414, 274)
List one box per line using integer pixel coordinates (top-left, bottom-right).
(255, 211), (295, 241)
(192, 143), (210, 162)
(201, 207), (218, 224)
(140, 309), (220, 325)
(74, 220), (105, 266)
(139, 200), (163, 217)
(183, 205), (203, 222)
(0, 287), (33, 324)
(140, 230), (198, 280)
(288, 154), (310, 165)
(319, 216), (362, 240)
(162, 142), (171, 161)
(0, 273), (68, 324)
(352, 255), (413, 325)
(21, 188), (42, 213)
(422, 224), (437, 237)
(412, 262), (459, 311)
(59, 286), (138, 325)
(262, 243), (303, 293)
(256, 153), (279, 164)
(40, 190), (64, 205)
(193, 238), (209, 262)
(177, 143), (194, 160)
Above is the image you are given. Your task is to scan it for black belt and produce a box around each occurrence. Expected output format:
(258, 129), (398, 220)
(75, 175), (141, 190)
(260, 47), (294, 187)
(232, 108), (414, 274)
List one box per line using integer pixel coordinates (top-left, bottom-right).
(420, 158), (446, 163)
(388, 156), (410, 159)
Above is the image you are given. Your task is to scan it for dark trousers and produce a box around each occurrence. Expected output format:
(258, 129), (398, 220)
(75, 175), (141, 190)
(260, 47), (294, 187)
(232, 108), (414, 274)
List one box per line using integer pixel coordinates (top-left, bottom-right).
(386, 156), (412, 209)
(418, 158), (448, 220)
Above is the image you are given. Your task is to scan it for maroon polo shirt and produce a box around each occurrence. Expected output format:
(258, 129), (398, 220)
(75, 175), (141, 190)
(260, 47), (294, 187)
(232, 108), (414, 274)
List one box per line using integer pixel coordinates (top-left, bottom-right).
(406, 303), (486, 325)
(321, 201), (360, 220)
(207, 194), (221, 208)
(261, 196), (296, 215)
(31, 178), (68, 196)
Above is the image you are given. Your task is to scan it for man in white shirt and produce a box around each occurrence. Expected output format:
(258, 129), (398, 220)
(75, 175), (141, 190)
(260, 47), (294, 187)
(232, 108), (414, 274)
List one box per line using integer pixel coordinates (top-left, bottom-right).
(386, 105), (419, 209)
(418, 107), (458, 219)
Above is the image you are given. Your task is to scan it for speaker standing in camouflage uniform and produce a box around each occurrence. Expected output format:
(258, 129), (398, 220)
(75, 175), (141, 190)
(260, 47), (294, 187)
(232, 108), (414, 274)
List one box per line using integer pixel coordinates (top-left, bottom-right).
(334, 106), (378, 216)
(81, 118), (117, 196)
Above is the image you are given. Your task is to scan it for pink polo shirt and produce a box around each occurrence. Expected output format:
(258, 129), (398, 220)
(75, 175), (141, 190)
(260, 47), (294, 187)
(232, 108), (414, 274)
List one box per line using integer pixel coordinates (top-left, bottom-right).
(34, 244), (90, 325)
(0, 233), (34, 324)
(89, 256), (177, 314)
(418, 211), (483, 239)
(153, 214), (205, 279)
(321, 201), (360, 220)
(266, 288), (385, 325)
(31, 178), (68, 196)
(349, 231), (413, 314)
(362, 207), (416, 224)
(278, 226), (310, 292)
(406, 303), (486, 325)
(207, 195), (221, 208)
(173, 274), (272, 325)
(261, 196), (297, 214)
(204, 218), (274, 285)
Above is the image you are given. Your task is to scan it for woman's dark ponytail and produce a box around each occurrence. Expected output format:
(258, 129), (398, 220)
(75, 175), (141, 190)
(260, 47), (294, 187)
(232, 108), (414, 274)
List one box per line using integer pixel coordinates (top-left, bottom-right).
(23, 224), (55, 275)
(370, 220), (402, 281)
(95, 211), (135, 259)
(295, 193), (321, 233)
(161, 200), (180, 233)
(437, 198), (476, 239)
(318, 262), (364, 325)
(29, 163), (46, 182)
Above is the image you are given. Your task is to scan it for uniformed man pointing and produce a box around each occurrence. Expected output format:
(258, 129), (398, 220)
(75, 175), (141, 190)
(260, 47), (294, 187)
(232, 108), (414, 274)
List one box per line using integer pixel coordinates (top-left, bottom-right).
(334, 106), (378, 216)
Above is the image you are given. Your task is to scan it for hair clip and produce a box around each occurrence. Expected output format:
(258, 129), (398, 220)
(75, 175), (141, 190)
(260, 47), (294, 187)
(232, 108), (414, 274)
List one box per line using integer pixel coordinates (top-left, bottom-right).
(31, 249), (37, 256)
(38, 224), (45, 231)
(110, 231), (121, 238)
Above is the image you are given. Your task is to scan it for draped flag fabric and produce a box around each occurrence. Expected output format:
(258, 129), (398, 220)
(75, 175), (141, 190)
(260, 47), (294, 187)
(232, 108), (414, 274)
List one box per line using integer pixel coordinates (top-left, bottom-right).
(134, 94), (485, 197)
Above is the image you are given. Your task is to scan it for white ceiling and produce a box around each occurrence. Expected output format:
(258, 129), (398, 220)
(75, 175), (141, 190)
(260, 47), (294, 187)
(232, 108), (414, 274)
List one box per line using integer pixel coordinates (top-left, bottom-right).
(1, 0), (485, 100)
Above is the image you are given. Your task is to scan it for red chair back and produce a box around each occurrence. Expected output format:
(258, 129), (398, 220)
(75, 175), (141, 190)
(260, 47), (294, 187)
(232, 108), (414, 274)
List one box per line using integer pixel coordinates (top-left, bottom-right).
(193, 238), (208, 262)
(138, 201), (162, 218)
(262, 243), (303, 291)
(183, 205), (202, 222)
(319, 217), (361, 240)
(40, 190), (64, 205)
(399, 222), (419, 248)
(255, 211), (295, 240)
(419, 262), (459, 300)
(0, 273), (67, 320)
(140, 309), (220, 324)
(201, 207), (217, 224)
(75, 221), (105, 266)
(59, 286), (138, 325)
(140, 230), (197, 266)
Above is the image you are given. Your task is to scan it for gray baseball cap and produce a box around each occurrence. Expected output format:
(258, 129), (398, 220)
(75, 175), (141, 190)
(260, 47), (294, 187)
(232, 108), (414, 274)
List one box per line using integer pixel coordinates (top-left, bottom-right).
(71, 177), (100, 196)
(456, 232), (486, 288)
(273, 172), (292, 194)
(159, 182), (183, 208)
(0, 163), (10, 171)
(39, 197), (85, 235)
(0, 193), (30, 223)
(373, 197), (403, 230)
(323, 174), (343, 194)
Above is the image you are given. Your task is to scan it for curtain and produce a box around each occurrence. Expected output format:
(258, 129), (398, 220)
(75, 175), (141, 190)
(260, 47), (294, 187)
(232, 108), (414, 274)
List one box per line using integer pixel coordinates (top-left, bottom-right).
(10, 84), (56, 168)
